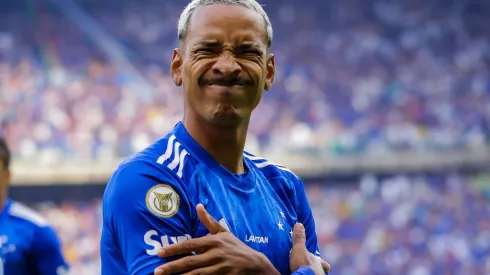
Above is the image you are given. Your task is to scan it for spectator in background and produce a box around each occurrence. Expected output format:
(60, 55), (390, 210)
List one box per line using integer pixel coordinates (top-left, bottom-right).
(1, 0), (489, 163)
(0, 137), (70, 275)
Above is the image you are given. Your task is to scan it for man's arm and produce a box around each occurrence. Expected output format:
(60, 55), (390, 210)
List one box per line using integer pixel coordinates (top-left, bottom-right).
(31, 225), (70, 275)
(101, 161), (195, 275)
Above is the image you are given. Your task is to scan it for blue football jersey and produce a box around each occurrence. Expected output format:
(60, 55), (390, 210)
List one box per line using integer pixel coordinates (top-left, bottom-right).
(0, 199), (69, 275)
(101, 122), (321, 275)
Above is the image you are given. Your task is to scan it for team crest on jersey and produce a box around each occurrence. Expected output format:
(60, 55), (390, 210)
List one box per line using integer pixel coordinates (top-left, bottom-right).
(146, 184), (180, 218)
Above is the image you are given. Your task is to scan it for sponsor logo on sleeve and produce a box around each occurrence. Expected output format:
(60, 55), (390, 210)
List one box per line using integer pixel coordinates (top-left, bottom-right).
(144, 230), (192, 256)
(145, 184), (180, 218)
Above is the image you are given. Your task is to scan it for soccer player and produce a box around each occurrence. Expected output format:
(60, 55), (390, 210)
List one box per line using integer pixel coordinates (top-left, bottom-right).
(0, 138), (70, 275)
(101, 0), (330, 274)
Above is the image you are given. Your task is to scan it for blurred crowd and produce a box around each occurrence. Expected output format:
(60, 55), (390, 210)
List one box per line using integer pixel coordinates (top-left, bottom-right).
(36, 199), (102, 275)
(32, 172), (490, 275)
(309, 172), (490, 275)
(1, 0), (489, 164)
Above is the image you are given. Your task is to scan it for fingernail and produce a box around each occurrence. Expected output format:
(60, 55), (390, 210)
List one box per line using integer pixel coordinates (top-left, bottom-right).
(154, 268), (164, 275)
(294, 223), (304, 230)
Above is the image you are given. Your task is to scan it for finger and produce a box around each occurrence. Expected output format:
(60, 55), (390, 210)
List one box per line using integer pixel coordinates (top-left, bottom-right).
(158, 237), (213, 258)
(321, 258), (331, 272)
(196, 203), (228, 234)
(292, 223), (306, 247)
(154, 253), (216, 275)
(182, 263), (223, 275)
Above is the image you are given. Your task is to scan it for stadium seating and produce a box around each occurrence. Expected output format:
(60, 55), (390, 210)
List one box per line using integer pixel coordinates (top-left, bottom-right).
(1, 0), (489, 162)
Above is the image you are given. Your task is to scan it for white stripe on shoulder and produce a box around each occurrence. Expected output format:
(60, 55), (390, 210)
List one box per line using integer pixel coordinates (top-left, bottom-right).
(157, 135), (177, 164)
(167, 142), (182, 169)
(167, 147), (188, 178)
(176, 149), (188, 178)
(9, 202), (48, 227)
(254, 161), (292, 173)
(244, 153), (292, 173)
(157, 135), (189, 178)
(243, 154), (266, 162)
(243, 152), (277, 164)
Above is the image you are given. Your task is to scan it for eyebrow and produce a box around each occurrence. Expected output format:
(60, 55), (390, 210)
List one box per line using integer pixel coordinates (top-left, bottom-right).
(195, 41), (261, 49)
(195, 41), (221, 48)
(236, 42), (260, 50)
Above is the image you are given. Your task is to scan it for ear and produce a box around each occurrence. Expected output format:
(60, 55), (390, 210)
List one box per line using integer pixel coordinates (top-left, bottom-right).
(264, 53), (275, 91)
(171, 48), (183, 87)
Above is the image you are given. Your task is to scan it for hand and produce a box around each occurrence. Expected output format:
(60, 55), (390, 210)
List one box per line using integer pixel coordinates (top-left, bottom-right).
(290, 223), (331, 275)
(154, 204), (279, 275)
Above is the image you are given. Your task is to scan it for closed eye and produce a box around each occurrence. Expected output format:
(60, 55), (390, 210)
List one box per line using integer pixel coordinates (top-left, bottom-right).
(195, 48), (216, 54)
(241, 50), (261, 55)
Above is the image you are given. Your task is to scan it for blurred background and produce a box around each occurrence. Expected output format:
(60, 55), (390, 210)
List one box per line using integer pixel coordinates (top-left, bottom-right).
(1, 0), (490, 274)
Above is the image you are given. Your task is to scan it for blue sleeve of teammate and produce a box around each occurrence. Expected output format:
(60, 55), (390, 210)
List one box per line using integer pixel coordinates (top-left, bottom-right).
(294, 178), (321, 258)
(102, 161), (195, 275)
(31, 225), (69, 275)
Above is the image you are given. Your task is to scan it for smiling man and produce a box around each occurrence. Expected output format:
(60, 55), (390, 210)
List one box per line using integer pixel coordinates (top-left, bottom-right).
(100, 1), (329, 274)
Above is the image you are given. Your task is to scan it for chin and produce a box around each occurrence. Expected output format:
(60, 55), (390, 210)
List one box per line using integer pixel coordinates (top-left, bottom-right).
(208, 112), (243, 128)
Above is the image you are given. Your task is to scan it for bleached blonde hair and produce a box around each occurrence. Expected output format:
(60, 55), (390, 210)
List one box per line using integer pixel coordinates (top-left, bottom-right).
(177, 0), (273, 47)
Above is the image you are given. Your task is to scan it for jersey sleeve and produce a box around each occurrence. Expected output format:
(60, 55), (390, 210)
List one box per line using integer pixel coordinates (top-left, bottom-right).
(292, 266), (316, 275)
(30, 225), (70, 275)
(293, 177), (321, 258)
(102, 160), (195, 275)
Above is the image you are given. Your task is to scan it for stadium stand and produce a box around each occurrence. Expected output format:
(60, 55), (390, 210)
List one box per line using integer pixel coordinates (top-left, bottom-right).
(1, 0), (489, 162)
(1, 0), (489, 274)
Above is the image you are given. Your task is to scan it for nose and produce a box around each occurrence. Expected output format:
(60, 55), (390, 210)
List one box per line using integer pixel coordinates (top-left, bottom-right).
(211, 52), (241, 77)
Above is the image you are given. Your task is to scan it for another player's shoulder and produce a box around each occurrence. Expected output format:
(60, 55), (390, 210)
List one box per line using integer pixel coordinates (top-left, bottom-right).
(7, 201), (49, 228)
(244, 151), (300, 182)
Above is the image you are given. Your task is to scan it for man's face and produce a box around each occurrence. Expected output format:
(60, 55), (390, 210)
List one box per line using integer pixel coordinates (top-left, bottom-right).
(171, 4), (275, 127)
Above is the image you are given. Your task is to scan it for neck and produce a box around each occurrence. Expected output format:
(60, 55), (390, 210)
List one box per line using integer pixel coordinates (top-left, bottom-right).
(183, 115), (249, 174)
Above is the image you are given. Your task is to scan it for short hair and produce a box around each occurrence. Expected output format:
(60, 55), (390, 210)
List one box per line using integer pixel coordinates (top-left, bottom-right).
(0, 138), (10, 170)
(177, 0), (273, 48)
